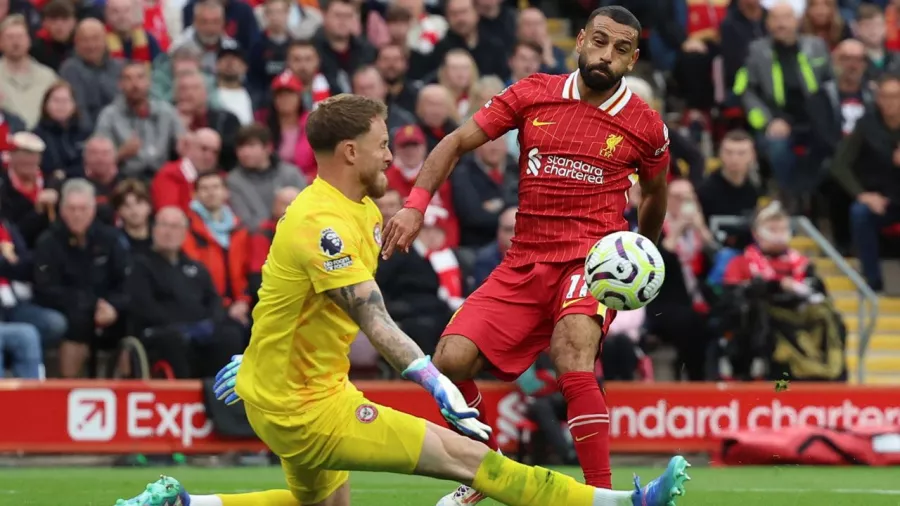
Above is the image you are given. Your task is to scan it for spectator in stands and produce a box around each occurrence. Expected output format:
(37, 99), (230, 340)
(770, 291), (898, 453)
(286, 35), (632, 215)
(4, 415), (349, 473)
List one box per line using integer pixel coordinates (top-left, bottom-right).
(182, 172), (252, 326)
(181, 0), (258, 54)
(215, 40), (253, 126)
(719, 0), (767, 92)
(247, 0), (293, 106)
(376, 43), (422, 113)
(313, 0), (376, 94)
(833, 73), (900, 292)
(475, 0), (516, 52)
(1, 133), (58, 248)
(59, 19), (123, 133)
(83, 136), (123, 225)
(515, 353), (576, 465)
(393, 0), (447, 57)
(171, 0), (238, 77)
(452, 137), (517, 248)
(473, 205), (515, 287)
(853, 4), (899, 80)
(351, 66), (415, 132)
(467, 75), (517, 153)
(126, 206), (245, 379)
(0, 0), (41, 34)
(111, 179), (152, 256)
(802, 0), (851, 49)
(30, 0), (76, 71)
(698, 130), (761, 222)
(257, 72), (317, 180)
(252, 0), (322, 42)
(95, 62), (184, 180)
(0, 321), (42, 378)
(104, 0), (162, 64)
(150, 45), (218, 106)
(375, 189), (454, 356)
(247, 185), (301, 299)
(141, 0), (172, 52)
(32, 81), (89, 182)
(0, 15), (57, 128)
(600, 307), (649, 381)
(285, 40), (336, 110)
(646, 179), (717, 381)
(386, 124), (459, 247)
(152, 128), (221, 213)
(517, 7), (569, 74)
(735, 2), (831, 197)
(174, 69), (240, 170)
(507, 41), (541, 86)
(416, 84), (458, 150)
(34, 178), (129, 378)
(0, 93), (27, 163)
(433, 0), (508, 80)
(673, 0), (727, 113)
(383, 5), (429, 79)
(227, 124), (305, 232)
(439, 49), (479, 119)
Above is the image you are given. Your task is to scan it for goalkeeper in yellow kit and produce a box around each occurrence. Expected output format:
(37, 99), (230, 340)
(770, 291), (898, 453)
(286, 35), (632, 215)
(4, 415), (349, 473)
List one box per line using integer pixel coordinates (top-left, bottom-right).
(115, 94), (690, 506)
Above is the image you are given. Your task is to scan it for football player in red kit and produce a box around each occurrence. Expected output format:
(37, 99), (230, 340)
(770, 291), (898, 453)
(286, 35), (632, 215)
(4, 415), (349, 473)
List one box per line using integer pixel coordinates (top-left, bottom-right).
(383, 5), (672, 505)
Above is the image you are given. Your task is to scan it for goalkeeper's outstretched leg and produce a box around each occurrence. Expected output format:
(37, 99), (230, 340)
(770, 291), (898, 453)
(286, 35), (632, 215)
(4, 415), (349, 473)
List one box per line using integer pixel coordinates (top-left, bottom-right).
(114, 421), (690, 506)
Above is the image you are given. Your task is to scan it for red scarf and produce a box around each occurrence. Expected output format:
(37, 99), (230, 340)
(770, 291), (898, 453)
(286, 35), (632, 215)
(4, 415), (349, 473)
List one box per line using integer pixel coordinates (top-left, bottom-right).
(35, 27), (54, 43)
(743, 245), (808, 283)
(106, 27), (151, 62)
(143, 4), (170, 52)
(0, 115), (11, 168)
(307, 73), (331, 110)
(9, 171), (44, 204)
(420, 244), (463, 310)
(663, 219), (708, 312)
(888, 5), (900, 52)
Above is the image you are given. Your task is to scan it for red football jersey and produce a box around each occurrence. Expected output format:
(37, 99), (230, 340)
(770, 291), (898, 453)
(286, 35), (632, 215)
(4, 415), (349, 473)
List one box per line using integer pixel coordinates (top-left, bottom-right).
(472, 71), (670, 267)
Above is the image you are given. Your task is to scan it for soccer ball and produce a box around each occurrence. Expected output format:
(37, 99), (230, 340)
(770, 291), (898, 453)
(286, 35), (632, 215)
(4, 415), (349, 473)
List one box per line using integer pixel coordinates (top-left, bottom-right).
(584, 231), (665, 311)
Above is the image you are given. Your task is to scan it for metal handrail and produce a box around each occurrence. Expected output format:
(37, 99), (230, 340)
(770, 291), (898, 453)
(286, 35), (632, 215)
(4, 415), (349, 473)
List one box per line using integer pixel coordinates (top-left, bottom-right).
(708, 215), (879, 384)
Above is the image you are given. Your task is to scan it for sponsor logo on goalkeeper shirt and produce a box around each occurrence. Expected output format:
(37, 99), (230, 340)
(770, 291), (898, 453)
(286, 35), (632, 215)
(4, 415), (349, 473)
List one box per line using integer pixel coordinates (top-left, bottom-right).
(525, 148), (605, 184)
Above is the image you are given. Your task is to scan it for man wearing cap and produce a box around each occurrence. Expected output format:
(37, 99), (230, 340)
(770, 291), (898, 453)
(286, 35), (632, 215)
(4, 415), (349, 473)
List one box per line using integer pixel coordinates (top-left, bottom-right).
(386, 124), (459, 248)
(215, 40), (254, 125)
(0, 132), (59, 248)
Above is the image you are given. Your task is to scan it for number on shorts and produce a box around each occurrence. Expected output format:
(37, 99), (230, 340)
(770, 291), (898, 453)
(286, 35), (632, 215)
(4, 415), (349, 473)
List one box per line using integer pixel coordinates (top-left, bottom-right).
(565, 274), (589, 299)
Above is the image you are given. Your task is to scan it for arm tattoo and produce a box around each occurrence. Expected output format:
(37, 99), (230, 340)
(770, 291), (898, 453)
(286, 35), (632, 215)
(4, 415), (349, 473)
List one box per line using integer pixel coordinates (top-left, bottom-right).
(326, 281), (425, 371)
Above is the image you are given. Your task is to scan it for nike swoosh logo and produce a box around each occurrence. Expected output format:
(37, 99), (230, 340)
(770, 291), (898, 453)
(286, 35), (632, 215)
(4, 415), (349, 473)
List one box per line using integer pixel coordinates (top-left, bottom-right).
(532, 119), (555, 127)
(575, 432), (599, 442)
(562, 297), (586, 309)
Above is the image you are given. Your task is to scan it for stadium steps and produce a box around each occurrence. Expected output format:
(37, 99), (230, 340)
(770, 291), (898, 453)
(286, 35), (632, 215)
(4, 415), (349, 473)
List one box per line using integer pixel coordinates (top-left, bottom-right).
(789, 236), (900, 384)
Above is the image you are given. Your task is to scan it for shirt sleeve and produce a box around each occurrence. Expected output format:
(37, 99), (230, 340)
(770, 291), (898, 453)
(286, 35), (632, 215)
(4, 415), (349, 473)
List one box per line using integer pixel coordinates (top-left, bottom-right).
(472, 79), (527, 140)
(293, 212), (374, 294)
(638, 113), (671, 181)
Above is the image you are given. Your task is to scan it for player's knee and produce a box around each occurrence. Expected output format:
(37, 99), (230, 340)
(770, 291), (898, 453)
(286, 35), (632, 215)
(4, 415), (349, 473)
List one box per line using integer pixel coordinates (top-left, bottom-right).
(550, 315), (602, 374)
(433, 335), (483, 382)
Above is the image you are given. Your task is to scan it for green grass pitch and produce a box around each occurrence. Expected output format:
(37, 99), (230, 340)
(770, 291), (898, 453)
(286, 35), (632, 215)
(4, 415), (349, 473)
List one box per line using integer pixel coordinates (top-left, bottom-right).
(1, 465), (898, 505)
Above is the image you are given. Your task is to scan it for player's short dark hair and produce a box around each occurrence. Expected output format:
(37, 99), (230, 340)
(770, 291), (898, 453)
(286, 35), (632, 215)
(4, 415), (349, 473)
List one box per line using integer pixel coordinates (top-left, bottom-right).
(305, 94), (388, 153)
(587, 5), (642, 35)
(43, 0), (75, 19)
(510, 40), (542, 59)
(111, 178), (149, 210)
(195, 171), (224, 190)
(722, 129), (753, 144)
(235, 123), (273, 147)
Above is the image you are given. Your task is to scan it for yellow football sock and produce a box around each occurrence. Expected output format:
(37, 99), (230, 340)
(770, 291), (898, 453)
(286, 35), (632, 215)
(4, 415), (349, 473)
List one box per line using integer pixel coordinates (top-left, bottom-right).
(217, 489), (299, 506)
(472, 451), (596, 505)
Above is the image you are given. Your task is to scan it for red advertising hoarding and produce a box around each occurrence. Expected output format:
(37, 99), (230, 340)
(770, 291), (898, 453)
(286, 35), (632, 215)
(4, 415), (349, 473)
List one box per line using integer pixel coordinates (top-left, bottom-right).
(0, 381), (898, 454)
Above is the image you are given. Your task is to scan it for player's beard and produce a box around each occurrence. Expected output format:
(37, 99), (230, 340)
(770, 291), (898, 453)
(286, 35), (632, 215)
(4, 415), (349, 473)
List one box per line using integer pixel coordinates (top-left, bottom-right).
(578, 53), (622, 92)
(364, 171), (389, 199)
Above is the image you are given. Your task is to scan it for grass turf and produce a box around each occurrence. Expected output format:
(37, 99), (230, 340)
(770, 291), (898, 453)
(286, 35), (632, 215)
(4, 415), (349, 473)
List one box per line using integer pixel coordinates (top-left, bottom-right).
(1, 465), (898, 505)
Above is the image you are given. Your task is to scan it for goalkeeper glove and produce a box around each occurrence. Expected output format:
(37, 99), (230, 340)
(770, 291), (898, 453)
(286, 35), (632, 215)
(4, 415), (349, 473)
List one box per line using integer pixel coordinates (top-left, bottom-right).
(213, 354), (243, 405)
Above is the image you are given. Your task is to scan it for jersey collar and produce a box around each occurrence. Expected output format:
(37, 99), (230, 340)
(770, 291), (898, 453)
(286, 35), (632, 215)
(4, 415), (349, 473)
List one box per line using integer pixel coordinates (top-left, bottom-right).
(562, 71), (633, 117)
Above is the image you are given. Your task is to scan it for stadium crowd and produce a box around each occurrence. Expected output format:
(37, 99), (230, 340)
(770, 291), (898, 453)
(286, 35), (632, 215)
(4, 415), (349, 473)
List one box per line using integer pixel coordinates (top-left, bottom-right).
(0, 0), (884, 406)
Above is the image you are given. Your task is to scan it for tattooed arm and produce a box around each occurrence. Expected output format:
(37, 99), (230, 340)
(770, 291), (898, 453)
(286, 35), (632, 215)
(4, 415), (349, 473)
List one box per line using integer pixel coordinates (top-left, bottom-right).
(325, 279), (425, 371)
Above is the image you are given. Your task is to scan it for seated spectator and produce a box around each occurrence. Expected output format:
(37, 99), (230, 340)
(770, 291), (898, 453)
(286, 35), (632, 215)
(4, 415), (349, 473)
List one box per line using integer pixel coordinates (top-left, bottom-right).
(386, 124), (459, 247)
(352, 65), (417, 134)
(393, 0), (448, 57)
(0, 94), (27, 165)
(311, 0), (377, 95)
(439, 49), (479, 120)
(0, 132), (58, 248)
(416, 84), (458, 150)
(182, 172), (252, 326)
(516, 7), (569, 75)
(227, 124), (306, 232)
(174, 69), (241, 170)
(475, 0), (516, 52)
(247, 0), (295, 102)
(720, 0), (767, 91)
(466, 75), (517, 155)
(111, 179), (153, 257)
(256, 72), (317, 181)
(150, 45), (218, 106)
(0, 14), (58, 129)
(802, 0), (851, 50)
(722, 201), (845, 381)
(285, 40), (336, 112)
(645, 179), (718, 381)
(32, 81), (89, 183)
(452, 137), (517, 248)
(95, 62), (184, 180)
(151, 128), (221, 213)
(125, 206), (245, 378)
(599, 307), (648, 381)
(215, 41), (254, 126)
(734, 2), (831, 198)
(697, 130), (761, 224)
(247, 186), (302, 299)
(103, 0), (162, 64)
(833, 73), (900, 292)
(854, 4), (899, 81)
(170, 0), (239, 76)
(84, 136), (124, 225)
(374, 189), (454, 356)
(376, 43), (422, 114)
(59, 19), (123, 133)
(30, 0), (76, 71)
(473, 205), (515, 287)
(33, 178), (129, 378)
(0, 322), (42, 378)
(507, 41), (541, 87)
(431, 0), (509, 81)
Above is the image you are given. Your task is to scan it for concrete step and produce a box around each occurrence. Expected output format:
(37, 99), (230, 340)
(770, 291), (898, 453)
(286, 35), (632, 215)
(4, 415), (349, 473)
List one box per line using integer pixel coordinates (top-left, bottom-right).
(790, 236), (819, 253)
(846, 353), (900, 373)
(834, 296), (900, 313)
(844, 315), (900, 333)
(812, 257), (859, 276)
(846, 333), (900, 352)
(555, 36), (576, 52)
(824, 275), (858, 293)
(547, 18), (570, 39)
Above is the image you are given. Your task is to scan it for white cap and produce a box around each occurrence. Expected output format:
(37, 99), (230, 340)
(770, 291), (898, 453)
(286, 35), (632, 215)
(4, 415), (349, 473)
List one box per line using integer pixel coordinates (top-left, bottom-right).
(11, 132), (46, 153)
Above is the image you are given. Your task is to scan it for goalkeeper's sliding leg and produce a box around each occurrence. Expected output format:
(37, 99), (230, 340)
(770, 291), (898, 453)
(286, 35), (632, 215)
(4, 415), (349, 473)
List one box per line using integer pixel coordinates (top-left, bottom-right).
(114, 421), (690, 506)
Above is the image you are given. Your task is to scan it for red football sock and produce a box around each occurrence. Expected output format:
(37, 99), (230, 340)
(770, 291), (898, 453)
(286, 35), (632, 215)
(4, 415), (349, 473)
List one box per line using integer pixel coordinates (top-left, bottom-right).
(558, 371), (612, 488)
(455, 379), (500, 451)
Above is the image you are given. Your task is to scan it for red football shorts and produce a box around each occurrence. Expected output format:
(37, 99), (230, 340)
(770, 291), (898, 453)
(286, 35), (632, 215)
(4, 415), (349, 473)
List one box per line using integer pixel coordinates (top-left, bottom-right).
(442, 259), (616, 381)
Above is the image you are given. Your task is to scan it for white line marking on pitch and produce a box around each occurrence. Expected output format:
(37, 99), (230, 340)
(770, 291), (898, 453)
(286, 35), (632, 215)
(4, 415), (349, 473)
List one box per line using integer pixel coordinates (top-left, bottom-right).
(723, 488), (900, 495)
